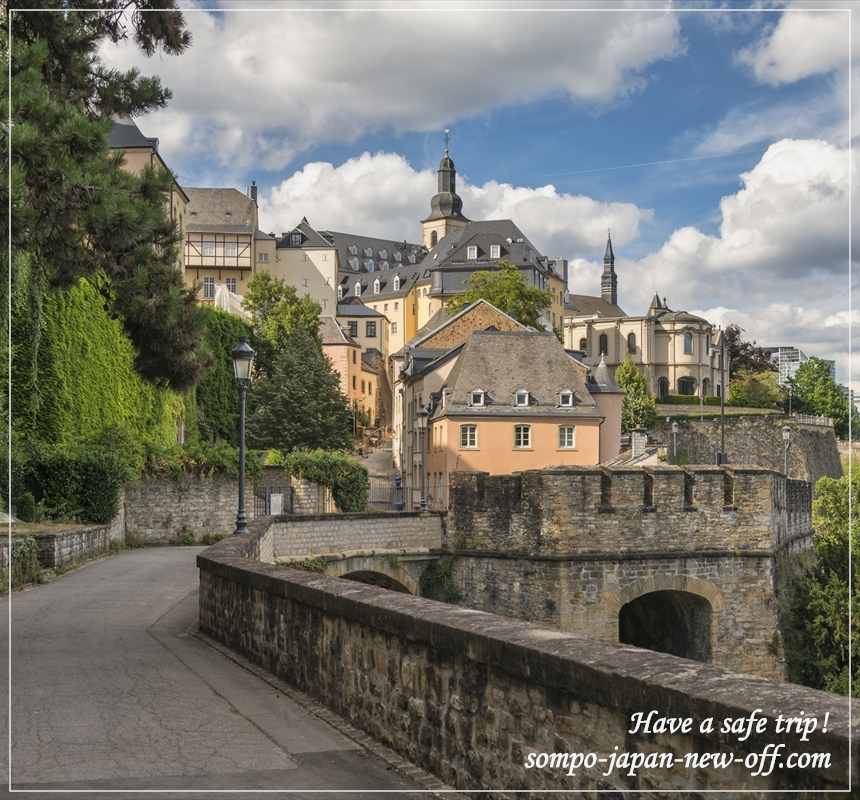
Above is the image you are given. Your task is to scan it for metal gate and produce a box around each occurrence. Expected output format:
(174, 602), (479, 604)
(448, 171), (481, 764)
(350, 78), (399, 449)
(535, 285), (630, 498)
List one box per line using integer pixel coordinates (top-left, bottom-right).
(367, 475), (403, 510)
(253, 484), (293, 517)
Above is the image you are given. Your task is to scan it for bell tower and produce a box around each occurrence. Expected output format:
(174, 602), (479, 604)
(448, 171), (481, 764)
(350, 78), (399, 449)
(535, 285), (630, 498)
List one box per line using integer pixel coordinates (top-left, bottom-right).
(601, 230), (618, 306)
(421, 130), (469, 249)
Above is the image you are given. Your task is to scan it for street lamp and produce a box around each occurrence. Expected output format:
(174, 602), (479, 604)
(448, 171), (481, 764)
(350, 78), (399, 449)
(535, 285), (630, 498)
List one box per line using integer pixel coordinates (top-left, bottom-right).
(231, 337), (255, 535)
(782, 425), (791, 477)
(671, 421), (679, 461)
(416, 407), (429, 511)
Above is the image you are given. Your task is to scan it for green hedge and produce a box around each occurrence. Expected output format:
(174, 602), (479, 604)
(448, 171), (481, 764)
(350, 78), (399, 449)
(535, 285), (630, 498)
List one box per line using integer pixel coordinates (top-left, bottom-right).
(142, 439), (262, 481)
(659, 394), (724, 406)
(283, 449), (368, 512)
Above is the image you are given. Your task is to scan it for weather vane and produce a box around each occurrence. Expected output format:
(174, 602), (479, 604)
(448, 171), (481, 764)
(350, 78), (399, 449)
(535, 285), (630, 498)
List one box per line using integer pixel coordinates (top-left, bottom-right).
(444, 128), (450, 153)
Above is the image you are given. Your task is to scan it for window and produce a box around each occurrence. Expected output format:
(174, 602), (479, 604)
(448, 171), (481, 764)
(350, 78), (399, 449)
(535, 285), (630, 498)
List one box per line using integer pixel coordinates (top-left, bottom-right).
(579, 338), (587, 351)
(369, 383), (373, 395)
(559, 426), (576, 449)
(202, 277), (215, 299)
(460, 424), (478, 449)
(599, 333), (608, 356)
(349, 256), (359, 271)
(515, 389), (529, 407)
(394, 301), (399, 310)
(366, 321), (377, 337)
(224, 241), (238, 258)
(347, 320), (358, 338)
(364, 247), (373, 258)
(627, 332), (636, 354)
(352, 350), (356, 364)
(258, 252), (269, 263)
(678, 376), (696, 396)
(430, 230), (438, 247)
(381, 261), (389, 271)
(394, 251), (402, 262)
(559, 390), (573, 407)
(354, 281), (361, 296)
(466, 245), (478, 260)
(409, 252), (416, 264)
(383, 303), (388, 312)
(291, 232), (302, 247)
(373, 278), (380, 295)
(514, 425), (531, 449)
(361, 380), (365, 394)
(470, 390), (484, 407)
(391, 322), (398, 334)
(366, 259), (375, 272)
(349, 244), (358, 256)
(202, 239), (215, 257)
(393, 275), (401, 291)
(684, 332), (694, 354)
(490, 244), (501, 259)
(706, 338), (710, 355)
(352, 375), (356, 389)
(226, 277), (237, 293)
(379, 249), (387, 260)
(337, 286), (344, 300)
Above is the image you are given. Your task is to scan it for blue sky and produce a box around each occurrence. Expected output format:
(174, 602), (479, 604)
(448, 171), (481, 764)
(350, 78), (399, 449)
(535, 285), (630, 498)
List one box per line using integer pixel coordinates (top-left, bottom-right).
(102, 3), (855, 384)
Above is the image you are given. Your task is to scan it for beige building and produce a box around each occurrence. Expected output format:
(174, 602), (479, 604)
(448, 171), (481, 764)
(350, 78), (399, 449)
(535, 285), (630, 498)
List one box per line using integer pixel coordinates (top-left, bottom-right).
(182, 184), (275, 301)
(563, 236), (726, 399)
(419, 330), (622, 510)
(108, 116), (189, 272)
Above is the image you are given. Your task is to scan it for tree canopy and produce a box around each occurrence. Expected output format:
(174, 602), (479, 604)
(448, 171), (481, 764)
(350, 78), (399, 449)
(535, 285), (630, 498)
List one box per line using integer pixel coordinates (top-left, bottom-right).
(727, 370), (783, 409)
(446, 261), (552, 329)
(722, 324), (775, 379)
(615, 357), (656, 433)
(789, 358), (857, 439)
(5, 1), (202, 389)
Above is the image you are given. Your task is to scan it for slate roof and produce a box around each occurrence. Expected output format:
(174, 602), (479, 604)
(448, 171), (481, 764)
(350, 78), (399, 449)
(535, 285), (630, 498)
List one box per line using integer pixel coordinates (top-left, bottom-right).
(276, 218), (333, 249)
(185, 188), (257, 234)
(319, 316), (358, 347)
(336, 298), (385, 318)
(437, 330), (598, 419)
(108, 116), (158, 150)
(564, 293), (627, 318)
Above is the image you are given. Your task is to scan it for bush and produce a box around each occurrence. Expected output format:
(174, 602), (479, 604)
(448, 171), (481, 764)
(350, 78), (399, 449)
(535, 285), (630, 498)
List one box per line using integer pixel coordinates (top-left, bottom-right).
(728, 370), (783, 409)
(142, 438), (262, 480)
(659, 394), (724, 406)
(285, 449), (369, 512)
(5, 537), (43, 588)
(15, 492), (36, 522)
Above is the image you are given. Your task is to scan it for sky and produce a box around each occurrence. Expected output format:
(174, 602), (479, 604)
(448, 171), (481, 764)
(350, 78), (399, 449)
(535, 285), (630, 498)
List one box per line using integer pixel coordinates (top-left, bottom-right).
(100, 1), (857, 389)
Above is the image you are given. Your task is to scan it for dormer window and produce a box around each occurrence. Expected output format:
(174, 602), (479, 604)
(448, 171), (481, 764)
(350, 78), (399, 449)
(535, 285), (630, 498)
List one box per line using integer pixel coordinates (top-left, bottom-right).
(515, 389), (529, 407)
(393, 275), (401, 291)
(354, 281), (361, 296)
(348, 244), (358, 255)
(559, 390), (574, 407)
(408, 252), (416, 264)
(470, 390), (485, 407)
(394, 251), (402, 262)
(373, 278), (380, 295)
(365, 259), (375, 272)
(337, 286), (344, 300)
(290, 232), (302, 247)
(467, 245), (478, 260)
(349, 256), (359, 271)
(490, 244), (501, 259)
(379, 249), (387, 260)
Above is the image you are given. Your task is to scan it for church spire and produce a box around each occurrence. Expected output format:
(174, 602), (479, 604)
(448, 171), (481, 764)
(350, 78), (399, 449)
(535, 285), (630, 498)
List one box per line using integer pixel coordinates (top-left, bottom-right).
(421, 130), (469, 247)
(601, 230), (618, 306)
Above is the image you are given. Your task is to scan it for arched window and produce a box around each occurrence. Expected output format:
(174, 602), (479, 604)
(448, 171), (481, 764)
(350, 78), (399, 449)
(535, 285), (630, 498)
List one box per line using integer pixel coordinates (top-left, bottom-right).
(627, 332), (637, 354)
(430, 230), (438, 247)
(373, 278), (380, 295)
(337, 286), (344, 301)
(579, 338), (587, 351)
(702, 378), (710, 397)
(393, 275), (401, 292)
(683, 332), (694, 354)
(678, 376), (696, 396)
(658, 376), (670, 400)
(353, 281), (361, 296)
(599, 333), (608, 356)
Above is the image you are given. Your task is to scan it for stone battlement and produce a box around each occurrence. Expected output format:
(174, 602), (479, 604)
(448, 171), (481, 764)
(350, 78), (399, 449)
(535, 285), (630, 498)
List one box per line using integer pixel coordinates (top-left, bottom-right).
(448, 465), (811, 556)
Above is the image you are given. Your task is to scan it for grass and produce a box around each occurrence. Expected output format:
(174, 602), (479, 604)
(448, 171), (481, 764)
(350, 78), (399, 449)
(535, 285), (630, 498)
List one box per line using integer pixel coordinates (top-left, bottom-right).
(8, 520), (91, 537)
(656, 404), (781, 418)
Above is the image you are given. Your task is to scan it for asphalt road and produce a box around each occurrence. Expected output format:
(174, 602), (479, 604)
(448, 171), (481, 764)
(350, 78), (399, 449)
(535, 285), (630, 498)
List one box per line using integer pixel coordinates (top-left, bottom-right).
(0, 547), (425, 799)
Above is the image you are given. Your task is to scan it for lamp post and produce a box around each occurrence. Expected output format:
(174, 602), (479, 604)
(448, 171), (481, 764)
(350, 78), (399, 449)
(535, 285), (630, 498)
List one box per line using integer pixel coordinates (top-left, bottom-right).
(416, 407), (428, 511)
(671, 421), (679, 461)
(717, 334), (727, 464)
(231, 337), (255, 535)
(782, 425), (791, 477)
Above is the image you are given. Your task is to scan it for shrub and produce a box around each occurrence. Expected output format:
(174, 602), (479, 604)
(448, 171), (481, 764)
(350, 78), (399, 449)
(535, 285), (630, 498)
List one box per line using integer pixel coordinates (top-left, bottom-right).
(728, 370), (783, 409)
(6, 537), (43, 588)
(15, 492), (36, 522)
(659, 394), (724, 406)
(285, 449), (369, 512)
(142, 439), (262, 480)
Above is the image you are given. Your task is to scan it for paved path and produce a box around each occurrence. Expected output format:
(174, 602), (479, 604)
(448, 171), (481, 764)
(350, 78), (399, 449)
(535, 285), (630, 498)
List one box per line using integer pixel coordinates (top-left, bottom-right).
(0, 548), (423, 798)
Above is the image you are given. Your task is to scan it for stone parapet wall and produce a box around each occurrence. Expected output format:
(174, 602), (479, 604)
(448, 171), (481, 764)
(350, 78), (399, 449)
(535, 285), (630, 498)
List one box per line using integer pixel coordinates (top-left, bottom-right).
(270, 512), (443, 561)
(36, 525), (114, 569)
(448, 466), (807, 556)
(197, 533), (857, 793)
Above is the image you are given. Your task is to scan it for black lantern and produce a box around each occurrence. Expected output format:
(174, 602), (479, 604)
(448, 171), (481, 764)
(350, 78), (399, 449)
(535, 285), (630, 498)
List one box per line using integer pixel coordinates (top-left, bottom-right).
(231, 338), (255, 535)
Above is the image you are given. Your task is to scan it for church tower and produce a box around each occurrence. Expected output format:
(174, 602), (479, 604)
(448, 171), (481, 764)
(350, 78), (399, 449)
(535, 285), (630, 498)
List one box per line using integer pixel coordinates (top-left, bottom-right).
(601, 231), (618, 306)
(421, 130), (469, 249)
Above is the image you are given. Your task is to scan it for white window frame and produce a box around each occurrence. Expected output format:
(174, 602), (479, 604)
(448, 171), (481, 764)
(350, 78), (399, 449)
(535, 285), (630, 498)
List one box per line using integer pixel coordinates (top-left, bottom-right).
(515, 389), (529, 407)
(337, 286), (344, 300)
(559, 426), (576, 449)
(490, 244), (501, 259)
(684, 332), (694, 355)
(202, 239), (216, 257)
(366, 321), (377, 338)
(202, 276), (215, 299)
(225, 277), (237, 294)
(373, 278), (380, 295)
(460, 424), (478, 449)
(393, 275), (401, 291)
(559, 390), (574, 407)
(224, 241), (238, 258)
(258, 252), (269, 263)
(466, 245), (478, 260)
(391, 321), (398, 334)
(470, 390), (485, 407)
(514, 424), (531, 449)
(354, 281), (362, 296)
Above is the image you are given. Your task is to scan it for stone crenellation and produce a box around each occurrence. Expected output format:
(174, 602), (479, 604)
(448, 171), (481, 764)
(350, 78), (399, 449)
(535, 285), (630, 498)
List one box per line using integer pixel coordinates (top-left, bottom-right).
(447, 465), (810, 556)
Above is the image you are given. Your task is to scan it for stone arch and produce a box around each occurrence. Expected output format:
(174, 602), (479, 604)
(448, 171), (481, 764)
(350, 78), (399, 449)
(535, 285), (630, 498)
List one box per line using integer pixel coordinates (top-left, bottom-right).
(603, 575), (724, 662)
(323, 554), (419, 594)
(657, 376), (670, 400)
(677, 376), (697, 396)
(341, 570), (412, 594)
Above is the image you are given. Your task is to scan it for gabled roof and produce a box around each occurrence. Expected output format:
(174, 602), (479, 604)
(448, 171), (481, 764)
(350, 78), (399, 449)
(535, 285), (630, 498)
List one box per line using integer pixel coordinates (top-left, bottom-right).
(319, 316), (359, 347)
(336, 298), (385, 318)
(410, 298), (526, 350)
(277, 218), (332, 249)
(185, 188), (257, 234)
(419, 219), (541, 272)
(438, 330), (598, 418)
(108, 116), (158, 150)
(564, 294), (626, 318)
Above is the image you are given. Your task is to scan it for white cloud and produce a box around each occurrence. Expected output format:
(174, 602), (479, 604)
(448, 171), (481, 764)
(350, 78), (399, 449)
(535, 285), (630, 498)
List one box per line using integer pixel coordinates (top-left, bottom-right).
(737, 8), (853, 86)
(259, 151), (652, 258)
(101, 5), (683, 169)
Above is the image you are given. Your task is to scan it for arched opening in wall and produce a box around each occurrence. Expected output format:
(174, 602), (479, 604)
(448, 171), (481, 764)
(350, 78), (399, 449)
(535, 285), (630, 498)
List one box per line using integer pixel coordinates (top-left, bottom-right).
(702, 377), (710, 397)
(677, 376), (696, 396)
(341, 570), (412, 594)
(657, 376), (669, 400)
(618, 590), (712, 662)
(430, 230), (438, 247)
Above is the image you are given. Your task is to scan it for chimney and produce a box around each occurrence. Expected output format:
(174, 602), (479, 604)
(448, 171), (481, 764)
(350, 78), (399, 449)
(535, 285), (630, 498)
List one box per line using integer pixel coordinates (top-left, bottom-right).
(250, 180), (258, 205)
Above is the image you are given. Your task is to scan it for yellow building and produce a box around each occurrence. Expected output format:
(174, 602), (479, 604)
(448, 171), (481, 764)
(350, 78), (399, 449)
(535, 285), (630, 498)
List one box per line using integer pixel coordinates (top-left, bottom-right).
(108, 116), (189, 272)
(183, 185), (274, 301)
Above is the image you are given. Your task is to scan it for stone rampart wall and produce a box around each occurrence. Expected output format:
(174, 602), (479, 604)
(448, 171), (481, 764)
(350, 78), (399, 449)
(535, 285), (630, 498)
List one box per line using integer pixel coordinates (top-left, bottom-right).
(197, 532), (857, 793)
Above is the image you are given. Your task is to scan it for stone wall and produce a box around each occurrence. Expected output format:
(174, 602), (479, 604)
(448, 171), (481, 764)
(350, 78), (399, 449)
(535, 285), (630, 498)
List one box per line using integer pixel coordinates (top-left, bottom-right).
(197, 533), (857, 794)
(653, 415), (842, 483)
(291, 477), (336, 514)
(270, 511), (443, 561)
(36, 525), (114, 569)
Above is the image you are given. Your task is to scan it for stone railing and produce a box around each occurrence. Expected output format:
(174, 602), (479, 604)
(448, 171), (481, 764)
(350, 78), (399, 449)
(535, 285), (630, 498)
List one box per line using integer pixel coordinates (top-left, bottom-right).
(791, 413), (834, 428)
(198, 528), (858, 793)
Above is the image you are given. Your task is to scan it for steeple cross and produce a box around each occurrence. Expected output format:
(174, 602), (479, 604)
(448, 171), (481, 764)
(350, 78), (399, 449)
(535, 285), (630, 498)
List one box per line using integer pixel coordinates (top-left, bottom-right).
(443, 128), (450, 153)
